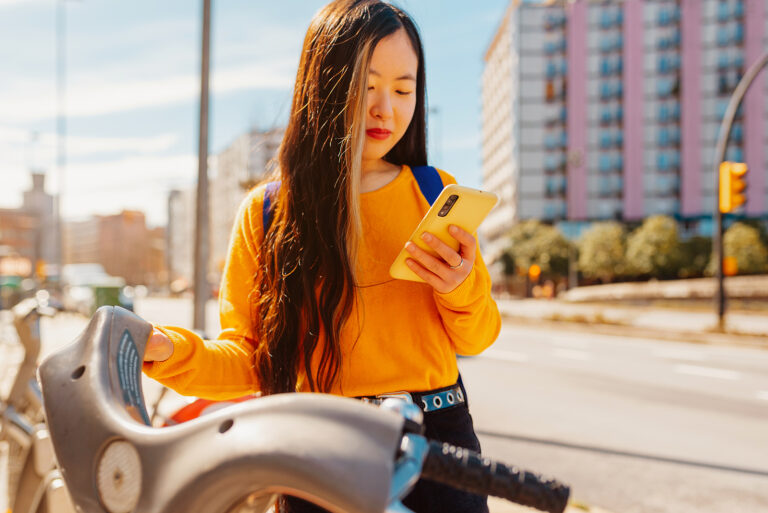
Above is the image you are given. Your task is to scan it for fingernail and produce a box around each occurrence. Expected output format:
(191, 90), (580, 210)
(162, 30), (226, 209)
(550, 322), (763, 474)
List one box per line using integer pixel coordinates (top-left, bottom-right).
(449, 225), (459, 234)
(405, 242), (415, 252)
(421, 233), (432, 242)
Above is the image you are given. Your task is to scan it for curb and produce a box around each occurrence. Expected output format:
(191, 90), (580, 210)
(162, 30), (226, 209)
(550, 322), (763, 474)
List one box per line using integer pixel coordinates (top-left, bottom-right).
(501, 314), (768, 350)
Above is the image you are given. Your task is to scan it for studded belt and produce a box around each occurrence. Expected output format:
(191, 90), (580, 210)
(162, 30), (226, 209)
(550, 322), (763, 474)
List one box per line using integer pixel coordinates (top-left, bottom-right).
(357, 382), (465, 413)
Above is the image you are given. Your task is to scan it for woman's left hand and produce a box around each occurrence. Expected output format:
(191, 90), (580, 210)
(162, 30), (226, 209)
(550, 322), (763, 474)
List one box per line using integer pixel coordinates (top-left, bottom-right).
(404, 224), (476, 294)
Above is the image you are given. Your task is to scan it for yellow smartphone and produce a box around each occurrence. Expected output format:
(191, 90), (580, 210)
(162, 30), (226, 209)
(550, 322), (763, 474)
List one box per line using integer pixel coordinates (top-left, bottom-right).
(389, 184), (499, 282)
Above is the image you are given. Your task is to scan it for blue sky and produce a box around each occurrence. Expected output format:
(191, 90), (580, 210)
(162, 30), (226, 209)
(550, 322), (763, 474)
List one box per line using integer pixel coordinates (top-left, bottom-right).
(1, 0), (509, 226)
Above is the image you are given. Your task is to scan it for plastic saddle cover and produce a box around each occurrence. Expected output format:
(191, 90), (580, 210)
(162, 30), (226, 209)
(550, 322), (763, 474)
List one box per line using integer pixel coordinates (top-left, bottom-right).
(39, 306), (406, 513)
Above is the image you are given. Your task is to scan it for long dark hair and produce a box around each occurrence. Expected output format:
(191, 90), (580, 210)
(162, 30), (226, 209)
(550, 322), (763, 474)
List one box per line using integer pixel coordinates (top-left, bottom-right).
(251, 0), (428, 395)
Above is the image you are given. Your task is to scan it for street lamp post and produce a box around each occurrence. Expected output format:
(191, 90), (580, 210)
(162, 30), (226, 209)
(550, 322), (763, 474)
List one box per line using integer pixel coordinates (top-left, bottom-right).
(193, 0), (212, 332)
(712, 51), (768, 329)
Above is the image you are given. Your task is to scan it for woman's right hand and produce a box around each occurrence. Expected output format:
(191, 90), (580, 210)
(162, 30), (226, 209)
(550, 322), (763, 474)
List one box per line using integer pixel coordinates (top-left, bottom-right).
(144, 328), (174, 362)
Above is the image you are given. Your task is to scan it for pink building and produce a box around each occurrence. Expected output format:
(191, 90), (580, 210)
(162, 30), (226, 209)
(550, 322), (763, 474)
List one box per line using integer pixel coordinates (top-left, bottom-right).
(481, 0), (768, 260)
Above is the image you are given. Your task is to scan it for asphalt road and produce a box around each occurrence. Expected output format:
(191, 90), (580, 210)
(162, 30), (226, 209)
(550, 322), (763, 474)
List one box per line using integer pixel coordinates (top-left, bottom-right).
(459, 324), (768, 513)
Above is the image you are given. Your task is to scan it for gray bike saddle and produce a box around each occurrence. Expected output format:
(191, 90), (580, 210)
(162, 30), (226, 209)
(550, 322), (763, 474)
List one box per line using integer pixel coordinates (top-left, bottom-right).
(39, 306), (407, 513)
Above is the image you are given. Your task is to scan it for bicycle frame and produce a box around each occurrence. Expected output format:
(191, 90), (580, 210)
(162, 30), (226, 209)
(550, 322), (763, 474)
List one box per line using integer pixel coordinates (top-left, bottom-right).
(6, 298), (45, 419)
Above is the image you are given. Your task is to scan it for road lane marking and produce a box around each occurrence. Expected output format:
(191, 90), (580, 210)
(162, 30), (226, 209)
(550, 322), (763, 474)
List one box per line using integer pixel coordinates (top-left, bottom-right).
(551, 348), (592, 361)
(652, 348), (706, 361)
(549, 338), (591, 349)
(480, 350), (529, 363)
(674, 364), (741, 380)
(757, 391), (768, 401)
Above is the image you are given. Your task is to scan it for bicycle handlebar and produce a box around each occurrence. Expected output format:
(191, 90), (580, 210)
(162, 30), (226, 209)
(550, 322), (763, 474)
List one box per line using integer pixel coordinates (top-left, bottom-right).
(421, 440), (570, 513)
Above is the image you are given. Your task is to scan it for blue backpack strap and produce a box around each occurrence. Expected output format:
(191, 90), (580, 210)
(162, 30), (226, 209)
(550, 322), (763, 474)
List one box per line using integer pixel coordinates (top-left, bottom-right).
(263, 168), (443, 230)
(410, 165), (444, 205)
(262, 181), (281, 234)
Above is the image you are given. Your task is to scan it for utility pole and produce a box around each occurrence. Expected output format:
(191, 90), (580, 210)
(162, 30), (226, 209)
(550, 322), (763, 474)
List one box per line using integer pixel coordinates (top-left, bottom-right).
(193, 0), (212, 332)
(712, 51), (768, 330)
(56, 0), (68, 281)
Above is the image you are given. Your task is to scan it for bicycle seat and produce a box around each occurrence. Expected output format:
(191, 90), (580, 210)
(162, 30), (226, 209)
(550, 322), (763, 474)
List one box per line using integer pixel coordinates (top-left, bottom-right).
(39, 306), (406, 513)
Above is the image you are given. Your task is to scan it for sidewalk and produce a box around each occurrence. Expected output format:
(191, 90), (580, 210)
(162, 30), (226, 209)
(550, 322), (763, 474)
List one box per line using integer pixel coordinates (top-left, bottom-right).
(496, 297), (768, 347)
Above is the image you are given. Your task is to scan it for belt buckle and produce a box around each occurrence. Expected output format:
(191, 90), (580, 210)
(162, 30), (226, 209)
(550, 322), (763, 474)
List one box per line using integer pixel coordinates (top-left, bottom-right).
(376, 391), (413, 405)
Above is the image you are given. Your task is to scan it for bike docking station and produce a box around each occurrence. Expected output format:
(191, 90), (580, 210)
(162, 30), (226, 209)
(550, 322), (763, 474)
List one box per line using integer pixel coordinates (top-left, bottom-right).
(1, 294), (76, 513)
(38, 306), (571, 513)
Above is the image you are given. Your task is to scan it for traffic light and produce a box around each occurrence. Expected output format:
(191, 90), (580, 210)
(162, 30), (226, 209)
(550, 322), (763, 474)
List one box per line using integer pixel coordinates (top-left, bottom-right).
(528, 264), (541, 283)
(719, 161), (748, 213)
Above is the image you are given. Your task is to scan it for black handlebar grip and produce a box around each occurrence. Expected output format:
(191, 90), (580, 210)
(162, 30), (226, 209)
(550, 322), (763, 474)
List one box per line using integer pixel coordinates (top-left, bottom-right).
(420, 441), (570, 513)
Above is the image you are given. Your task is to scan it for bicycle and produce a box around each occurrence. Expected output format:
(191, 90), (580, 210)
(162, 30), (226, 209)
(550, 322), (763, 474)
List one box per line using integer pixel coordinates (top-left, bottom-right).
(38, 306), (571, 513)
(0, 291), (75, 513)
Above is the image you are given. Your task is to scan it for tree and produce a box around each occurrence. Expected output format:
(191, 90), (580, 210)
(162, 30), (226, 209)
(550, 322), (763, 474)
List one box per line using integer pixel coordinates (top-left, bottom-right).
(577, 222), (626, 283)
(678, 236), (712, 279)
(720, 222), (768, 275)
(741, 219), (768, 249)
(625, 215), (682, 279)
(502, 220), (572, 278)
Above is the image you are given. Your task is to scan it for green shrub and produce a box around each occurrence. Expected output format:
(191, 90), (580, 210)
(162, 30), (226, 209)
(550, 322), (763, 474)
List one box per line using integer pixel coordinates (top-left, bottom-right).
(577, 221), (626, 283)
(625, 215), (682, 279)
(502, 220), (572, 279)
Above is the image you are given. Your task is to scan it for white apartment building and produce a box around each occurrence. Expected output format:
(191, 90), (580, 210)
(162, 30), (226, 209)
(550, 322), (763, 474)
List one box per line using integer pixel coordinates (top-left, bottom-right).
(167, 127), (284, 288)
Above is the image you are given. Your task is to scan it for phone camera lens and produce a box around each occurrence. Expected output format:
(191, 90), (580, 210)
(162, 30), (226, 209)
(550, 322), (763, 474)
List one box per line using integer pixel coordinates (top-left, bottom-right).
(438, 195), (459, 217)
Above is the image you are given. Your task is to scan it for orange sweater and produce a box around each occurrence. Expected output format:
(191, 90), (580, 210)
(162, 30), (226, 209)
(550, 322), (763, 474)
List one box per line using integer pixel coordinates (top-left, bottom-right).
(144, 166), (500, 399)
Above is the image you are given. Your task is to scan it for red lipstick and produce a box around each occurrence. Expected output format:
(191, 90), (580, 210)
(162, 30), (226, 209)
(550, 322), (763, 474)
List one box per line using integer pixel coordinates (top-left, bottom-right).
(366, 128), (391, 140)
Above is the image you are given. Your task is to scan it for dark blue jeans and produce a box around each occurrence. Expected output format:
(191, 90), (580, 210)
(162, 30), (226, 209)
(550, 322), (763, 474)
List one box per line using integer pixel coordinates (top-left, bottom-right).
(282, 393), (489, 513)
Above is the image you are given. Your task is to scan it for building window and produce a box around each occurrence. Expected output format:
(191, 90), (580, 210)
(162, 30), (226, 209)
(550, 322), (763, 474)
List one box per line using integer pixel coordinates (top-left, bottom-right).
(734, 1), (744, 19)
(614, 154), (624, 171)
(671, 126), (681, 146)
(657, 152), (670, 171)
(733, 24), (744, 45)
(546, 61), (558, 79)
(600, 131), (613, 149)
(732, 123), (743, 143)
(599, 10), (612, 29)
(726, 146), (744, 162)
(600, 108), (613, 125)
(599, 154), (612, 173)
(659, 127), (670, 147)
(717, 26), (730, 47)
(717, 2), (730, 22)
(672, 102), (681, 121)
(659, 103), (669, 123)
(658, 8), (671, 26)
(716, 99), (729, 118)
(545, 81), (556, 102)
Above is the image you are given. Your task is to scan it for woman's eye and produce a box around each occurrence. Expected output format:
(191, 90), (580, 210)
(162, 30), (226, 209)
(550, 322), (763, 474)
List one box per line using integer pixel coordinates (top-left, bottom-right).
(396, 91), (413, 96)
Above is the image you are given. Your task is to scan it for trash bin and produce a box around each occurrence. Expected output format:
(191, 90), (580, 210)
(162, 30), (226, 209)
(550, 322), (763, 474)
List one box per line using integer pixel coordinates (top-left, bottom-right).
(92, 285), (122, 314)
(0, 276), (22, 310)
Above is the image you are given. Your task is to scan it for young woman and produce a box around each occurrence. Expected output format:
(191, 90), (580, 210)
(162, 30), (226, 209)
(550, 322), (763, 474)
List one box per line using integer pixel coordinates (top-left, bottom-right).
(143, 1), (500, 511)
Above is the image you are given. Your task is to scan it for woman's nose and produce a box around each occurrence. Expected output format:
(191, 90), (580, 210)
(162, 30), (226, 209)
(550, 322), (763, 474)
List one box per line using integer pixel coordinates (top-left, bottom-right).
(370, 92), (393, 120)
